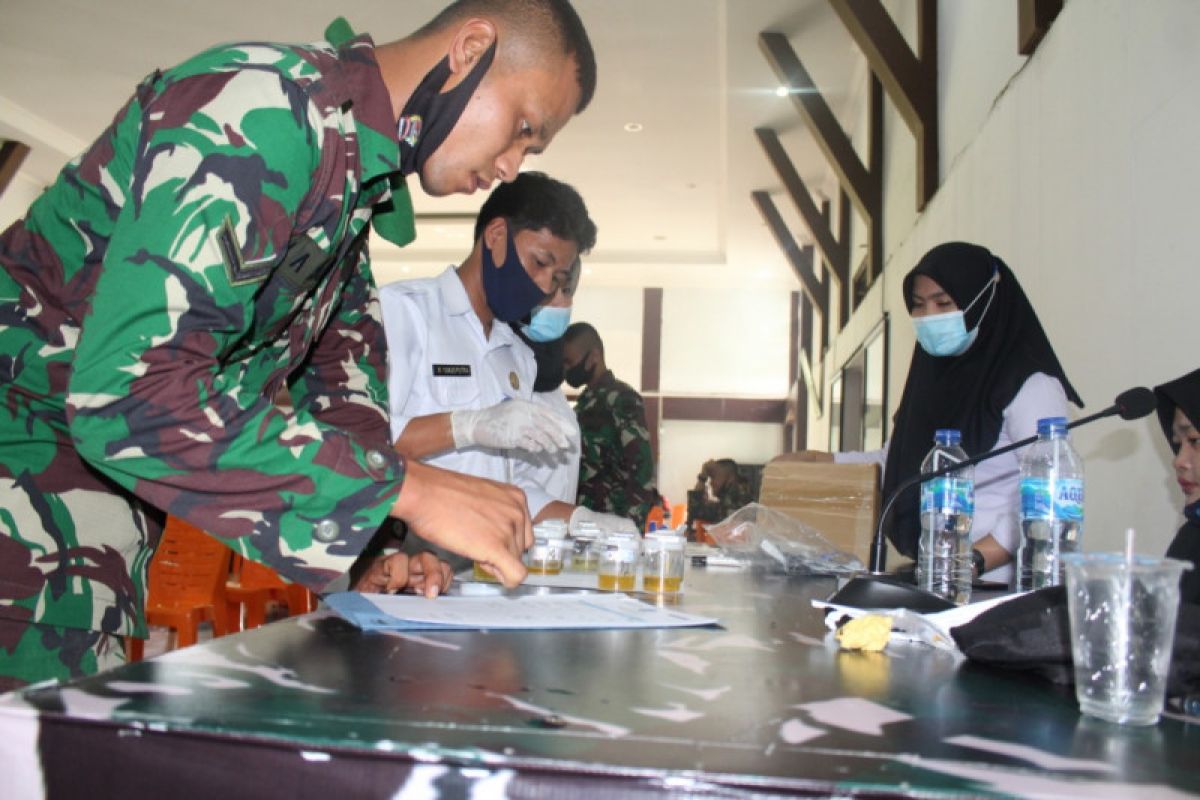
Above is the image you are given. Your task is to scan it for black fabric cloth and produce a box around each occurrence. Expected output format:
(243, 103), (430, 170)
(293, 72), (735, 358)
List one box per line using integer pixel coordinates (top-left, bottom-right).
(1153, 367), (1200, 604)
(511, 322), (566, 392)
(1167, 521), (1200, 605)
(951, 587), (1200, 699)
(883, 242), (1083, 558)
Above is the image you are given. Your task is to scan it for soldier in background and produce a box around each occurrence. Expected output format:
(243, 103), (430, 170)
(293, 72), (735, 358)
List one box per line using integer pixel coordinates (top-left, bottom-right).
(0, 0), (596, 690)
(687, 459), (755, 526)
(562, 322), (663, 530)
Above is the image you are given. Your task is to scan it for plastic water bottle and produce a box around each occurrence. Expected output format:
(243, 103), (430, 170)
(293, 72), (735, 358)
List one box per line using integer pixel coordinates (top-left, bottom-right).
(1015, 416), (1084, 591)
(917, 429), (974, 605)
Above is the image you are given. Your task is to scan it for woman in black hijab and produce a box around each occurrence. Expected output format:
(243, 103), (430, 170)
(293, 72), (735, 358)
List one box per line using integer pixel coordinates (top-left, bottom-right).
(883, 242), (1084, 574)
(786, 242), (1083, 580)
(1153, 368), (1200, 604)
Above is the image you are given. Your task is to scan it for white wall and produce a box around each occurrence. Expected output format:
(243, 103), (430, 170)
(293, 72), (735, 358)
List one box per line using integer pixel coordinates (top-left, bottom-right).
(817, 0), (1200, 556)
(571, 283), (792, 511)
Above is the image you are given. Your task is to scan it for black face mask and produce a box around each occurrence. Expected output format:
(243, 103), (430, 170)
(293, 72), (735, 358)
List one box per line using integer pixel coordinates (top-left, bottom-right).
(396, 41), (497, 176)
(564, 356), (594, 389)
(511, 324), (566, 392)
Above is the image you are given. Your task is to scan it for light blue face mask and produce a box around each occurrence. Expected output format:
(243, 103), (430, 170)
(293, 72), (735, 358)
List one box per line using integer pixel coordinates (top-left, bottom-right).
(520, 304), (572, 342)
(912, 271), (998, 357)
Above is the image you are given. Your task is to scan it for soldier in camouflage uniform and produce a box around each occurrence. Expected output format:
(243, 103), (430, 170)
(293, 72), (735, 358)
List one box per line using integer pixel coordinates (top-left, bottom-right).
(0, 1), (596, 690)
(562, 322), (663, 530)
(687, 459), (755, 525)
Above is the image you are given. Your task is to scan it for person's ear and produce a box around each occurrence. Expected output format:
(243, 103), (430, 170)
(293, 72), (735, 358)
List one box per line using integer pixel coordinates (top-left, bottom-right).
(481, 217), (508, 266)
(445, 19), (497, 83)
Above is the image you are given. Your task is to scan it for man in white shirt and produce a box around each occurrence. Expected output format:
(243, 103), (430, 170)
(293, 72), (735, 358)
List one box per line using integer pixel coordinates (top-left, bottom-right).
(379, 173), (635, 572)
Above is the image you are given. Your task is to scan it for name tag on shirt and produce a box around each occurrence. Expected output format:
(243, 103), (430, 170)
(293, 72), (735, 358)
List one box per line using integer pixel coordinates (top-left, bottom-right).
(433, 364), (472, 377)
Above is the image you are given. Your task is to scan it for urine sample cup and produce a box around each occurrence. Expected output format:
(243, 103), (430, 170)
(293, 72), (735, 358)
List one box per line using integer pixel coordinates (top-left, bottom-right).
(643, 532), (686, 593)
(570, 521), (603, 572)
(598, 532), (641, 591)
(526, 534), (567, 575)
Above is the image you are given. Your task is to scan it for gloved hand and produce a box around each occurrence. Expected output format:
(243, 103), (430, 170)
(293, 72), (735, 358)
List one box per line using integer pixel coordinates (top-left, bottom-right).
(569, 506), (640, 537)
(451, 399), (575, 453)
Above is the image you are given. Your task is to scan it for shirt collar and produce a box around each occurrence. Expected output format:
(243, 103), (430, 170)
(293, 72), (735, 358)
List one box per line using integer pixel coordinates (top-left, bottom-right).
(322, 18), (401, 188)
(437, 266), (517, 346)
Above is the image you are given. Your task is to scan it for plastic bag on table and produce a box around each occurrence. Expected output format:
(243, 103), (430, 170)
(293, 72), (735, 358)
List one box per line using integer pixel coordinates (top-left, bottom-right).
(703, 502), (863, 575)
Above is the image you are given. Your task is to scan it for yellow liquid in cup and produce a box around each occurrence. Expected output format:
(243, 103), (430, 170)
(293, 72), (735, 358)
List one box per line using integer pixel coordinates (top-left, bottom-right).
(643, 575), (683, 593)
(527, 561), (562, 576)
(598, 573), (637, 592)
(473, 562), (497, 581)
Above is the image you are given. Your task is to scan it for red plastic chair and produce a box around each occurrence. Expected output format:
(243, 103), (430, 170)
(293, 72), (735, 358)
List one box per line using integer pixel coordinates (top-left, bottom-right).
(225, 554), (316, 633)
(126, 516), (233, 661)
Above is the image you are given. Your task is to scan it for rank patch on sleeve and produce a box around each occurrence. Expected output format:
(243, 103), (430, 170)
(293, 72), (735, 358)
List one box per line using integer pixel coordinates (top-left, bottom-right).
(218, 216), (272, 286)
(433, 364), (472, 377)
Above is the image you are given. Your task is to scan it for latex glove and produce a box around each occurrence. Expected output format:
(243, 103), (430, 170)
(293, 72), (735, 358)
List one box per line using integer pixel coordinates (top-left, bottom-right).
(451, 399), (574, 453)
(569, 506), (640, 537)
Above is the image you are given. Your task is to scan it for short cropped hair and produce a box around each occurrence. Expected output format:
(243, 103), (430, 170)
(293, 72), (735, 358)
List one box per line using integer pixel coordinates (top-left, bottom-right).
(417, 0), (596, 112)
(474, 171), (597, 253)
(563, 321), (603, 356)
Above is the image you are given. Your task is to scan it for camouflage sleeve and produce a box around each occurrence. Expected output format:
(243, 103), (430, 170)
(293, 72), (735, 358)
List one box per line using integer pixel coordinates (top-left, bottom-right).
(613, 390), (660, 529)
(287, 247), (394, 454)
(65, 68), (401, 589)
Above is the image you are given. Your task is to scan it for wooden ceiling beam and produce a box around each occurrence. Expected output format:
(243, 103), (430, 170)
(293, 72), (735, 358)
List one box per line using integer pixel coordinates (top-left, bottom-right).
(828, 0), (939, 210)
(759, 31), (880, 223)
(751, 191), (827, 316)
(754, 127), (849, 288)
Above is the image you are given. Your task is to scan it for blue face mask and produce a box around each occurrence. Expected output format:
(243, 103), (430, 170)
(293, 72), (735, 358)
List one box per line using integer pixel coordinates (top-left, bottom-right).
(521, 304), (572, 342)
(912, 271), (998, 357)
(481, 225), (549, 323)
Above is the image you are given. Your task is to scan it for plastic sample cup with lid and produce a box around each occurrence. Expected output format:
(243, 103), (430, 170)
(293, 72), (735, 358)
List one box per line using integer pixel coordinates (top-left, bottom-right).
(598, 532), (641, 591)
(1063, 552), (1190, 726)
(525, 519), (569, 575)
(570, 521), (603, 572)
(643, 532), (686, 593)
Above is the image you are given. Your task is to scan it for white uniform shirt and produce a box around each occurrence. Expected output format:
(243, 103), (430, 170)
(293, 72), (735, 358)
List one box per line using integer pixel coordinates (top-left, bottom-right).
(836, 372), (1070, 582)
(379, 266), (557, 516)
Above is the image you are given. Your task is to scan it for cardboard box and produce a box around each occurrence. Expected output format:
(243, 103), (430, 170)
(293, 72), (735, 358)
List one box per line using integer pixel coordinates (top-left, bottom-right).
(757, 461), (881, 565)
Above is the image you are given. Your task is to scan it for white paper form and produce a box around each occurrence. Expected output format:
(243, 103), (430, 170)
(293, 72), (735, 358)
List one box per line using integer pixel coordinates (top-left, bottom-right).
(325, 591), (719, 632)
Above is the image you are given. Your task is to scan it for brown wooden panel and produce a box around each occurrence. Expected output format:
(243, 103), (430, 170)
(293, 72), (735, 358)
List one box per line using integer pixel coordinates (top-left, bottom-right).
(641, 287), (662, 393)
(1018, 0), (1064, 55)
(661, 397), (788, 424)
(0, 140), (31, 199)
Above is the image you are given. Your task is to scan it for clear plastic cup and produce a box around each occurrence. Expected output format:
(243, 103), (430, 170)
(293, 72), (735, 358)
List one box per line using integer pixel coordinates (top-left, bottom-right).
(598, 532), (640, 592)
(570, 522), (603, 572)
(1063, 552), (1190, 726)
(526, 535), (566, 575)
(643, 532), (686, 593)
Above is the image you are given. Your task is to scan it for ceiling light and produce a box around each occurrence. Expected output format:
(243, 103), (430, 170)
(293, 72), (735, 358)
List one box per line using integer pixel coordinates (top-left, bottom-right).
(623, 122), (643, 133)
(775, 86), (789, 98)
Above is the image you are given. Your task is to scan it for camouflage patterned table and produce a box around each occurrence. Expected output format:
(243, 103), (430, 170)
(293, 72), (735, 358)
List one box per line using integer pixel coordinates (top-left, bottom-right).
(2, 567), (1197, 799)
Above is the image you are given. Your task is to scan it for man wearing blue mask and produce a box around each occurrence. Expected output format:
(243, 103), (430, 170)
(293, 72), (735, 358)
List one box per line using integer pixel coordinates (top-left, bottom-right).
(379, 172), (633, 541)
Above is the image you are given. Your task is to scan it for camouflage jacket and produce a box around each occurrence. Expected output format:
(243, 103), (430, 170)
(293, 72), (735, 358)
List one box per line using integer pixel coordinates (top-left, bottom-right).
(574, 371), (661, 529)
(0, 22), (410, 638)
(687, 480), (755, 525)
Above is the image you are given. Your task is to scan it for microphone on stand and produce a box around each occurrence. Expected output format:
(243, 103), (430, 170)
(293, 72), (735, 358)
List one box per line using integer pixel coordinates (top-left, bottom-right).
(867, 386), (1157, 573)
(833, 387), (1157, 611)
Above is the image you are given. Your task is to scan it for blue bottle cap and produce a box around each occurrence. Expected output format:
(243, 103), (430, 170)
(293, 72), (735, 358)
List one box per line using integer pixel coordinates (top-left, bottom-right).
(1036, 417), (1069, 436)
(934, 428), (962, 446)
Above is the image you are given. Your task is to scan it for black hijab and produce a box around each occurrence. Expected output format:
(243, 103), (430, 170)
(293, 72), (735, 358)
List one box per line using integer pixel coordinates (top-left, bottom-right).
(884, 242), (1084, 557)
(1153, 368), (1200, 604)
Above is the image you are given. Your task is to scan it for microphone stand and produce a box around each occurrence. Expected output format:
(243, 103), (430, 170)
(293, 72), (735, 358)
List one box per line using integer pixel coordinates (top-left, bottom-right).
(868, 404), (1121, 573)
